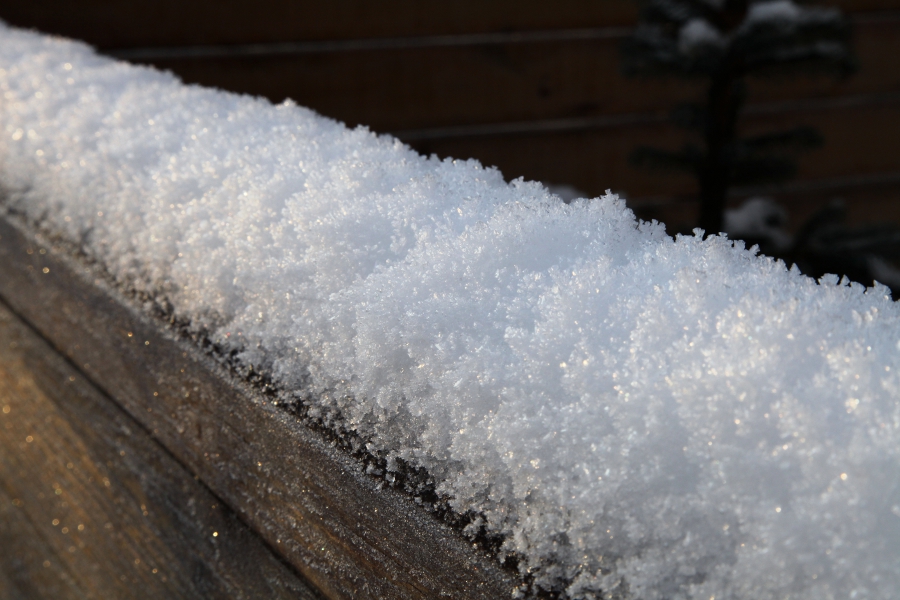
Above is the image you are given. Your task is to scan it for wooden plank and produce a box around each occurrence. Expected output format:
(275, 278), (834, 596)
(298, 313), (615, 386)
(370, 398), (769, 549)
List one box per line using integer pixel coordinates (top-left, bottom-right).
(4, 4), (898, 133)
(833, 0), (900, 10)
(142, 35), (693, 132)
(410, 118), (693, 198)
(630, 175), (900, 235)
(404, 94), (900, 201)
(102, 15), (897, 133)
(0, 0), (637, 49)
(746, 13), (900, 107)
(0, 302), (322, 599)
(0, 213), (518, 599)
(1, 0), (895, 50)
(751, 98), (900, 181)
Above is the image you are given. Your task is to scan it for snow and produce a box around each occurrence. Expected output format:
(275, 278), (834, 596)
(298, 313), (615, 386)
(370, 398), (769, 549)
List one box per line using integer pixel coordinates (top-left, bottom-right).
(745, 0), (803, 25)
(741, 0), (843, 32)
(723, 197), (791, 252)
(668, 1), (844, 61)
(2, 23), (900, 600)
(678, 18), (725, 55)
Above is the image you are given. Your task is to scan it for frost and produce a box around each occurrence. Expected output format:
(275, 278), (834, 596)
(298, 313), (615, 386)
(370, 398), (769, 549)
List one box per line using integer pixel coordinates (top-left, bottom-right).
(1, 23), (899, 599)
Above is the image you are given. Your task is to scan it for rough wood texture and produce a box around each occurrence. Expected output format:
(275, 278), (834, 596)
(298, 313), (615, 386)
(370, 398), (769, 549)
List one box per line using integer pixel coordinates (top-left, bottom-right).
(0, 301), (321, 599)
(0, 212), (518, 599)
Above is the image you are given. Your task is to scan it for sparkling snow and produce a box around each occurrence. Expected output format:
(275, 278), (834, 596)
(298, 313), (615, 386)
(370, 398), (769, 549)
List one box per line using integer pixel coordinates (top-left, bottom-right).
(2, 22), (899, 600)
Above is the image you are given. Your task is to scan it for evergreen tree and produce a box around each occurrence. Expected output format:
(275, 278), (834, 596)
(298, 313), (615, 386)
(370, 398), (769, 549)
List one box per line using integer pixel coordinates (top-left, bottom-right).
(622, 0), (856, 234)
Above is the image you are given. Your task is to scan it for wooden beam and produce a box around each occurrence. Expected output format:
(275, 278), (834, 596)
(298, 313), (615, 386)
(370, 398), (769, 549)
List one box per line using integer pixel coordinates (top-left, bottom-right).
(2, 0), (895, 51)
(79, 16), (896, 134)
(0, 213), (518, 599)
(0, 300), (321, 599)
(0, 0), (637, 49)
(403, 93), (900, 200)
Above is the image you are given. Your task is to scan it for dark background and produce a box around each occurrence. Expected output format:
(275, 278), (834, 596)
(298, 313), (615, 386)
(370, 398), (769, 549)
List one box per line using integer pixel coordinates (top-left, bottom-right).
(2, 0), (899, 233)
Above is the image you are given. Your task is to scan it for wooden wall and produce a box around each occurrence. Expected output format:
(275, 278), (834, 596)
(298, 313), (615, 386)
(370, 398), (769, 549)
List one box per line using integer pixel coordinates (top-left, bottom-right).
(2, 0), (900, 231)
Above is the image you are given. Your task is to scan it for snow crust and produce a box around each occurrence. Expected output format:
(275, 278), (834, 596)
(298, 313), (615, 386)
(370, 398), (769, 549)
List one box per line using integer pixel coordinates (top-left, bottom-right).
(2, 24), (900, 599)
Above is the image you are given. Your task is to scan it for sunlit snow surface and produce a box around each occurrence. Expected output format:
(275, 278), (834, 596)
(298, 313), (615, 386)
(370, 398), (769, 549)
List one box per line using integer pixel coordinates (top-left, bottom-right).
(2, 24), (900, 600)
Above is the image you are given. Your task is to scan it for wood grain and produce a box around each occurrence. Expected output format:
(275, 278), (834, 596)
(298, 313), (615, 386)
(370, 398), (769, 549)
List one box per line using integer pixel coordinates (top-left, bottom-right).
(96, 16), (895, 133)
(629, 173), (900, 234)
(0, 0), (893, 50)
(0, 213), (518, 599)
(140, 35), (699, 132)
(0, 300), (321, 599)
(399, 92), (900, 204)
(0, 0), (637, 49)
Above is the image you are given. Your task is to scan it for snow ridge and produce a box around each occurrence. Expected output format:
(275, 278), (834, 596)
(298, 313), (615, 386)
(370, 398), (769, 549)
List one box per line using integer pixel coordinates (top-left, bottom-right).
(2, 24), (899, 599)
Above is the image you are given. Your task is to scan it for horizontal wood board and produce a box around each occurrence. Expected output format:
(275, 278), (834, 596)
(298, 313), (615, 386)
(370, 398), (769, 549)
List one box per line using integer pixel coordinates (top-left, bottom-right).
(411, 95), (900, 200)
(0, 300), (321, 600)
(0, 212), (518, 599)
(0, 1), (638, 48)
(627, 175), (900, 235)
(121, 16), (900, 132)
(0, 0), (894, 49)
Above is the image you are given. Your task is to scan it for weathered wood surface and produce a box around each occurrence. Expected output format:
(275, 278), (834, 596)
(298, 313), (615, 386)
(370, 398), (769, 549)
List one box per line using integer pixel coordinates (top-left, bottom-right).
(0, 300), (321, 599)
(0, 212), (518, 599)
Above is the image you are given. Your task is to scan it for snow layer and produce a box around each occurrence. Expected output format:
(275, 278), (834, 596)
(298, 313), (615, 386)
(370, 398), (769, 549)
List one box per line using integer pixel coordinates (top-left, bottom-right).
(745, 0), (803, 25)
(739, 0), (844, 34)
(2, 24), (900, 600)
(668, 0), (844, 63)
(678, 18), (725, 54)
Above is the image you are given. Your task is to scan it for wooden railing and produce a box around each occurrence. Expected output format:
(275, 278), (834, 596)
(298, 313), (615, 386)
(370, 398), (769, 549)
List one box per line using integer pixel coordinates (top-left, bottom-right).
(0, 211), (517, 598)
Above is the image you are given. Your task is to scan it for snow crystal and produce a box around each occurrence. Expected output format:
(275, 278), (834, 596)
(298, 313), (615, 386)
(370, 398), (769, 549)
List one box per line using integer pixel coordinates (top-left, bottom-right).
(2, 23), (899, 600)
